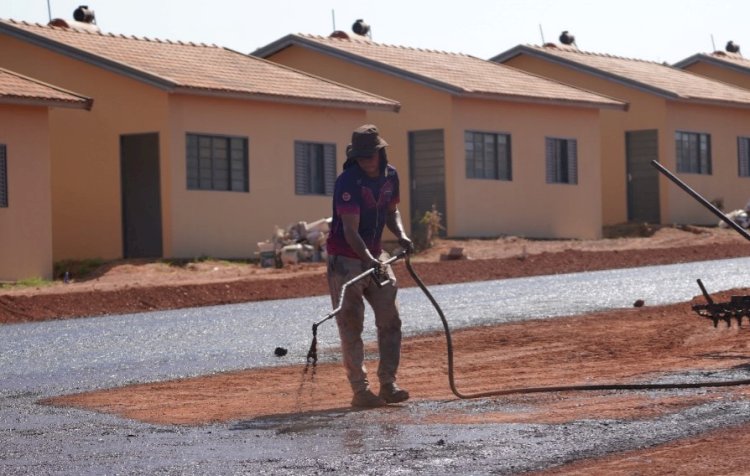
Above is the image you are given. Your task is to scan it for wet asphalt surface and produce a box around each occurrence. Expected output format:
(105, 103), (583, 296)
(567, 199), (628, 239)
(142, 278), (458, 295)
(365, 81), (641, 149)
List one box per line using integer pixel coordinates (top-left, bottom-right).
(3, 257), (750, 474)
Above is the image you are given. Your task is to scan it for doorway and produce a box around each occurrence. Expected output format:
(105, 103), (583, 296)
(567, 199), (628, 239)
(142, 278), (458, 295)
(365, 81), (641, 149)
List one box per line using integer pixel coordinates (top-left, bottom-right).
(626, 130), (660, 223)
(120, 133), (163, 258)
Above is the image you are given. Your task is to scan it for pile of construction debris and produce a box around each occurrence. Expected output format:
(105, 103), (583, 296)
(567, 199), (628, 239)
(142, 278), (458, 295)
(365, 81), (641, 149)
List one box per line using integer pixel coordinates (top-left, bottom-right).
(257, 217), (331, 267)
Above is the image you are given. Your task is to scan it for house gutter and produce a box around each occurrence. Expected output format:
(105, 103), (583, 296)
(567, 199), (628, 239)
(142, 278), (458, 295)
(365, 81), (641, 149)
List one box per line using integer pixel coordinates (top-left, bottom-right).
(171, 87), (401, 112)
(668, 96), (750, 111)
(0, 96), (93, 110)
(459, 91), (627, 111)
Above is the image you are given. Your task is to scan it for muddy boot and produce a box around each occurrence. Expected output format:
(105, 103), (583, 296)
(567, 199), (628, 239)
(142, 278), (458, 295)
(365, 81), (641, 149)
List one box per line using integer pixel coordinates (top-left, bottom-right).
(379, 383), (409, 403)
(351, 389), (387, 408)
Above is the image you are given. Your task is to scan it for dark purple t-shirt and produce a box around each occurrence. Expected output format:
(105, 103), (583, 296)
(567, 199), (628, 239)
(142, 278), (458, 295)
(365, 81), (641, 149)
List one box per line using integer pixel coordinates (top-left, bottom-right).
(326, 164), (400, 259)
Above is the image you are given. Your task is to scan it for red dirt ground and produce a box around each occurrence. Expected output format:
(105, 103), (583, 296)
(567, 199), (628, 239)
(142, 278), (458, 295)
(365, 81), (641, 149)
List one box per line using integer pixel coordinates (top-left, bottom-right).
(8, 226), (750, 474)
(2, 226), (750, 324)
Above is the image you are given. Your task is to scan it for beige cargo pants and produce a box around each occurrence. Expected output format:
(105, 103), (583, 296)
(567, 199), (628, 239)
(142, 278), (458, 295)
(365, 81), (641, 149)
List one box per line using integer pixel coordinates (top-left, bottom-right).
(326, 254), (402, 394)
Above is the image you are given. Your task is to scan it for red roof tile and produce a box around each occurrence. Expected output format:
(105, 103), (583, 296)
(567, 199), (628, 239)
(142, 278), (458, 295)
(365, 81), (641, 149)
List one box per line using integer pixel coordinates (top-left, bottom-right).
(708, 51), (750, 69)
(0, 20), (399, 111)
(254, 34), (626, 110)
(0, 67), (90, 108)
(496, 44), (750, 107)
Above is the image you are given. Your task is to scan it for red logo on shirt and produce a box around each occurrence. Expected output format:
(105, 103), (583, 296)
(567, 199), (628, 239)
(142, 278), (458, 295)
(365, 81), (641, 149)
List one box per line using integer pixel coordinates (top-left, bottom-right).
(342, 192), (351, 202)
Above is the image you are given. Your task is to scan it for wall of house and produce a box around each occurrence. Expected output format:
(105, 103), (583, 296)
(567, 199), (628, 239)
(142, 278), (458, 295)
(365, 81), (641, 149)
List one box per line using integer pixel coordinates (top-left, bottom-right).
(167, 94), (366, 258)
(501, 55), (667, 227)
(682, 62), (750, 90)
(451, 97), (603, 239)
(265, 46), (453, 235)
(0, 34), (170, 261)
(0, 105), (53, 280)
(662, 102), (750, 225)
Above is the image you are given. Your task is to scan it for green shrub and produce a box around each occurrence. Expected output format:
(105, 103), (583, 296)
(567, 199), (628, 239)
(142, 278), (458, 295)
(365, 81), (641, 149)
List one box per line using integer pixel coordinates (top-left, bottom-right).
(53, 258), (105, 281)
(0, 276), (51, 290)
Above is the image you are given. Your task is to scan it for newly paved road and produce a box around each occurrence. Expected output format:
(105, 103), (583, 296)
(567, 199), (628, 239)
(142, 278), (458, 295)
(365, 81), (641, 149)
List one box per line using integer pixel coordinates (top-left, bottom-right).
(2, 257), (750, 474)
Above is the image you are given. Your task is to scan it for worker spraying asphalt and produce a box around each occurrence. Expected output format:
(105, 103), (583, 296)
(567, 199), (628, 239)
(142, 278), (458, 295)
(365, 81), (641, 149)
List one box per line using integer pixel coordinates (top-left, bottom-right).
(307, 161), (750, 402)
(320, 124), (415, 408)
(306, 251), (406, 368)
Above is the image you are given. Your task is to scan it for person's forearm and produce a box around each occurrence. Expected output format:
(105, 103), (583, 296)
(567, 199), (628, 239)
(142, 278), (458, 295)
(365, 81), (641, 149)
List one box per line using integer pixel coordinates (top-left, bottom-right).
(386, 209), (407, 239)
(344, 227), (377, 263)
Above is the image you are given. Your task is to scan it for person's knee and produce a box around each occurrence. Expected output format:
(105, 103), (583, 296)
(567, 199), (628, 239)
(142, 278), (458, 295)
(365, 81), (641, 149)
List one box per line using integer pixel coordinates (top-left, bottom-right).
(375, 315), (402, 332)
(336, 312), (365, 336)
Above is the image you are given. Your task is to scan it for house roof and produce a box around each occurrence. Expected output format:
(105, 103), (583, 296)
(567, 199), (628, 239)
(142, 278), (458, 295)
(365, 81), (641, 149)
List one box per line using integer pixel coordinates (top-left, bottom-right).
(0, 20), (399, 112)
(0, 67), (91, 109)
(253, 33), (626, 110)
(493, 44), (750, 109)
(674, 51), (750, 75)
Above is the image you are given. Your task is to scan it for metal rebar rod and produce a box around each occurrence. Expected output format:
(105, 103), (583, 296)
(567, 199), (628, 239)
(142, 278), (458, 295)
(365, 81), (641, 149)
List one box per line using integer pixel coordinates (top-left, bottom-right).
(651, 160), (750, 242)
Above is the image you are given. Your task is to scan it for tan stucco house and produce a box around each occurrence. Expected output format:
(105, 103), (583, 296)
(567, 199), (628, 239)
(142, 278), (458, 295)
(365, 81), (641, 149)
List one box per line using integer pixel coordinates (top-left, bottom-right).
(255, 32), (626, 241)
(0, 19), (398, 262)
(0, 67), (90, 281)
(493, 41), (750, 227)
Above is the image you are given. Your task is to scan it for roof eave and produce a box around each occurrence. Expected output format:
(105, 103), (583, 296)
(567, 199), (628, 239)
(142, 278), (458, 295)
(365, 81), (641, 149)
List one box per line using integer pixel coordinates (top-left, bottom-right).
(674, 54), (750, 75)
(493, 45), (680, 101)
(0, 95), (92, 110)
(251, 34), (296, 58)
(460, 91), (628, 111)
(172, 87), (400, 112)
(672, 54), (703, 69)
(0, 22), (176, 90)
(254, 35), (463, 95)
(670, 96), (750, 110)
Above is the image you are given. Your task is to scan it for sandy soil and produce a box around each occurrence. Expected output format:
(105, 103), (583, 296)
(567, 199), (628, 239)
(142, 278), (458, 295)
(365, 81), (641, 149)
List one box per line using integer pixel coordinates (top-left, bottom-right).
(11, 225), (750, 474)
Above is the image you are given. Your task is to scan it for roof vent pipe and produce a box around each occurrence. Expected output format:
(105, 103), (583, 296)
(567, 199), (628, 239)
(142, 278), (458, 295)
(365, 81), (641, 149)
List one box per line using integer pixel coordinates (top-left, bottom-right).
(73, 5), (95, 24)
(559, 30), (576, 45)
(726, 40), (740, 53)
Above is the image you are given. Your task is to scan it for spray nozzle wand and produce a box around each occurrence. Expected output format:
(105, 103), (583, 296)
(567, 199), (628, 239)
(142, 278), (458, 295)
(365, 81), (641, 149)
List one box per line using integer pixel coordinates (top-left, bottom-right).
(306, 250), (408, 365)
(311, 250), (406, 330)
(306, 323), (318, 365)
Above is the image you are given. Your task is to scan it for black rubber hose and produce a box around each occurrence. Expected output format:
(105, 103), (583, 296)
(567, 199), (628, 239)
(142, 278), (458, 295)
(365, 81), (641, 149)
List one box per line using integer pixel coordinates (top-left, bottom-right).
(403, 254), (750, 398)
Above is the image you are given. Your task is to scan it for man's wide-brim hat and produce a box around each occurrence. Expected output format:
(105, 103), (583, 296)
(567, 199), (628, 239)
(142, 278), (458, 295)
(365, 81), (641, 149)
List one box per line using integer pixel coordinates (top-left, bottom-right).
(346, 124), (388, 159)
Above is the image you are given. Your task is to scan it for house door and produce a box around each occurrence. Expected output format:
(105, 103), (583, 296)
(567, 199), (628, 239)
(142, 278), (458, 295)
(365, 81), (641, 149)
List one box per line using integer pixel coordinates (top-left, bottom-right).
(408, 129), (447, 242)
(626, 130), (660, 223)
(120, 133), (163, 258)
